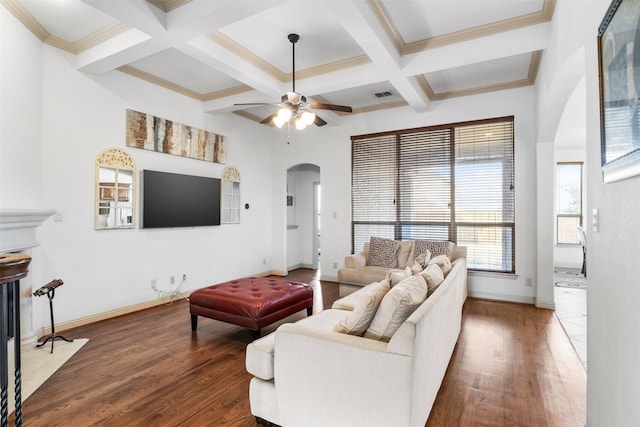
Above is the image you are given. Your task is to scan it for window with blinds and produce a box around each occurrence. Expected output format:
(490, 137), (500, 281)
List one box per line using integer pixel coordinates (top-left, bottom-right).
(351, 116), (515, 273)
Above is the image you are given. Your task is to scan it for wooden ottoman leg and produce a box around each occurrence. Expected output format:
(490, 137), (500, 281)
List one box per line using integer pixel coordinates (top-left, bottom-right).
(306, 307), (312, 316)
(191, 314), (198, 331)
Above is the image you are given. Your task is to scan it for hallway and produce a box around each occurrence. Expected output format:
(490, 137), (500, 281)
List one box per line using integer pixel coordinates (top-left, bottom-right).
(554, 267), (587, 370)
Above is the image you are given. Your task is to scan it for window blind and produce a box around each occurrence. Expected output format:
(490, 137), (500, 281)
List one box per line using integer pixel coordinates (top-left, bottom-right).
(351, 116), (515, 273)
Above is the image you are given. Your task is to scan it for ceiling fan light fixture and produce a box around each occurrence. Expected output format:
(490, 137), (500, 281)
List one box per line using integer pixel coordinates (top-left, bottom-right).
(301, 111), (315, 125)
(273, 115), (287, 128)
(295, 116), (308, 130)
(277, 107), (292, 121)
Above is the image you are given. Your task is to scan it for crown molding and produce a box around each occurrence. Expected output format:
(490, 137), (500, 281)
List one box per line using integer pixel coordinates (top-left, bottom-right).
(213, 32), (371, 85)
(369, 0), (556, 55)
(118, 65), (204, 100)
(202, 85), (253, 102)
(212, 31), (283, 81)
(417, 50), (542, 101)
(292, 55), (371, 81)
(233, 110), (274, 126)
(1, 0), (130, 55)
(354, 100), (408, 114)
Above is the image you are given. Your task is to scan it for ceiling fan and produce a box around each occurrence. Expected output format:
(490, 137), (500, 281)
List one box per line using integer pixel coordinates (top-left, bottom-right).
(235, 33), (353, 129)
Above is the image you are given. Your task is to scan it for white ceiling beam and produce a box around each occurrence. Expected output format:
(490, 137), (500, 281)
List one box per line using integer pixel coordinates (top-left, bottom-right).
(82, 0), (166, 36)
(401, 22), (552, 76)
(323, 0), (431, 112)
(72, 29), (161, 74)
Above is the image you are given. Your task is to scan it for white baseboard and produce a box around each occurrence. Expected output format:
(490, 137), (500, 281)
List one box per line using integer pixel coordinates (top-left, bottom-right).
(38, 291), (191, 337)
(535, 300), (556, 310)
(468, 291), (535, 305)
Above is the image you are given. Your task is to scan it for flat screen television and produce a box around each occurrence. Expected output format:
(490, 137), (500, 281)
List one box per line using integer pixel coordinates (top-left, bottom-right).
(142, 169), (221, 228)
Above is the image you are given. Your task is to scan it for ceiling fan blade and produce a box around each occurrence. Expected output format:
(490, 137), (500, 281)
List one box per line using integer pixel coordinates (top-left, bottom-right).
(260, 112), (278, 125)
(308, 103), (353, 113)
(313, 115), (327, 127)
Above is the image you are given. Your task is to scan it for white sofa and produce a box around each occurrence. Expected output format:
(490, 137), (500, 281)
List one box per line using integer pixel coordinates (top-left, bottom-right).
(338, 239), (458, 297)
(245, 247), (467, 427)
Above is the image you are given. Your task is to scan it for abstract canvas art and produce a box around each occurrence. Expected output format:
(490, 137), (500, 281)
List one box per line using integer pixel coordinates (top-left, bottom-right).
(126, 109), (226, 164)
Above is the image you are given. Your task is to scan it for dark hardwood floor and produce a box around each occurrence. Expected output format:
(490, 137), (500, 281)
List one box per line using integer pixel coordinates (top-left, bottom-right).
(14, 269), (585, 426)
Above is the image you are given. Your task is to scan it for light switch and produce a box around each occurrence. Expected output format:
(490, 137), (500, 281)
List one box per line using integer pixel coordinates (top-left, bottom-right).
(592, 208), (598, 233)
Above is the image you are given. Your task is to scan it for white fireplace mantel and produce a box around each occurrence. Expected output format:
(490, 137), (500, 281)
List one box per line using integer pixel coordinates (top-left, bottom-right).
(1, 208), (56, 346)
(0, 208), (56, 253)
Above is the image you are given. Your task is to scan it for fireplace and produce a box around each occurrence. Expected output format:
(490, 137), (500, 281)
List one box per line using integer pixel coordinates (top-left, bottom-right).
(0, 209), (56, 345)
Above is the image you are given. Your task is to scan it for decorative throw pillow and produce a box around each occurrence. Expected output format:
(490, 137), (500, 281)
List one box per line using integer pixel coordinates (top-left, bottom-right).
(365, 237), (400, 268)
(410, 240), (455, 263)
(334, 279), (390, 336)
(420, 263), (445, 296)
(364, 274), (428, 342)
(428, 254), (452, 276)
(396, 240), (415, 268)
(386, 270), (409, 287)
(409, 252), (431, 275)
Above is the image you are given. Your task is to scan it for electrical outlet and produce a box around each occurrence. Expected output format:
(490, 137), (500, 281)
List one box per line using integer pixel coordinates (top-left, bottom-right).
(263, 258), (267, 265)
(333, 262), (338, 269)
(170, 275), (175, 285)
(151, 279), (156, 290)
(525, 277), (532, 287)
(182, 274), (187, 281)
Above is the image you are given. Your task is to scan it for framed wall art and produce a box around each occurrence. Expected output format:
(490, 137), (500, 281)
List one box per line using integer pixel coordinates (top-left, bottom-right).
(598, 0), (640, 182)
(126, 109), (227, 164)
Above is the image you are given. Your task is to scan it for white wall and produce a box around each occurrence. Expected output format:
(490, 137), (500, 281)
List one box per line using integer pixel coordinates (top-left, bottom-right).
(585, 7), (640, 426)
(29, 44), (277, 329)
(0, 7), (43, 209)
(272, 87), (539, 304)
(536, 0), (640, 424)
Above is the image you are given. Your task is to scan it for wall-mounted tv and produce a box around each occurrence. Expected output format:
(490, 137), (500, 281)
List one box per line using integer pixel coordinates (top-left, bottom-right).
(142, 169), (221, 228)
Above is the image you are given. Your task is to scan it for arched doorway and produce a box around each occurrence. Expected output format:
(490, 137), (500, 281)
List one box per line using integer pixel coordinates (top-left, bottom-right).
(286, 163), (321, 271)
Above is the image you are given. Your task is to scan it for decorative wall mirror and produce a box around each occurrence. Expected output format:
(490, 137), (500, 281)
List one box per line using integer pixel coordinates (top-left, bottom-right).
(95, 148), (136, 230)
(222, 166), (240, 224)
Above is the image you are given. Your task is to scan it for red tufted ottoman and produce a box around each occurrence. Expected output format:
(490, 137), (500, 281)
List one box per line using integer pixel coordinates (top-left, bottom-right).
(189, 277), (313, 337)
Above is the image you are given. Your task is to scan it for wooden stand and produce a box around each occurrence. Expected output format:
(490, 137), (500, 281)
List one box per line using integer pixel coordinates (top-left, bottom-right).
(0, 253), (31, 427)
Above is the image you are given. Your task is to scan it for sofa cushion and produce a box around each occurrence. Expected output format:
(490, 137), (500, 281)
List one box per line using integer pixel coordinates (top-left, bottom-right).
(335, 279), (390, 335)
(396, 240), (415, 268)
(246, 309), (347, 380)
(366, 237), (400, 268)
(387, 270), (409, 287)
(409, 240), (455, 264)
(420, 263), (445, 295)
(338, 265), (400, 288)
(428, 254), (452, 276)
(364, 274), (428, 342)
(409, 252), (430, 275)
(333, 279), (389, 310)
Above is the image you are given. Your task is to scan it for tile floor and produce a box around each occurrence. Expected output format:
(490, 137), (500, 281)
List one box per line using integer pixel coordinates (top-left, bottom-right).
(554, 284), (587, 371)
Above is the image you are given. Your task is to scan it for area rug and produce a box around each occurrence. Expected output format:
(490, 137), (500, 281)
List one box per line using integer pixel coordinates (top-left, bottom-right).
(554, 267), (587, 289)
(8, 338), (89, 414)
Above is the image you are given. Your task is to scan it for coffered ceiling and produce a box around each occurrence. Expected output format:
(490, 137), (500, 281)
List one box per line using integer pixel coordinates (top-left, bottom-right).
(2, 0), (555, 126)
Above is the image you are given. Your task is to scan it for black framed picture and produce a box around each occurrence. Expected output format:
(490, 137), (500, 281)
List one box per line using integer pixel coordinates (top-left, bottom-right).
(598, 0), (640, 182)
